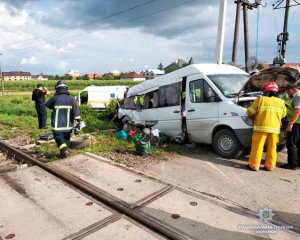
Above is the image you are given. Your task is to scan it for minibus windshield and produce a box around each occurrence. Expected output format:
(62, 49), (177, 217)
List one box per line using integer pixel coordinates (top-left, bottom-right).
(208, 74), (249, 98)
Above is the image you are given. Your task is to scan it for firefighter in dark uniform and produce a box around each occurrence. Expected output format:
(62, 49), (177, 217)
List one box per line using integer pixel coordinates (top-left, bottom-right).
(32, 83), (49, 129)
(46, 80), (81, 158)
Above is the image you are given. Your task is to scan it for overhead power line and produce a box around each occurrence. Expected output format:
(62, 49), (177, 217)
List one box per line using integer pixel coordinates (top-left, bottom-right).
(2, 0), (157, 50)
(5, 0), (196, 55)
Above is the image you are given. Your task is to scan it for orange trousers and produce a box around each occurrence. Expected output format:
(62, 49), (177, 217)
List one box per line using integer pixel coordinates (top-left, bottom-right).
(248, 132), (278, 171)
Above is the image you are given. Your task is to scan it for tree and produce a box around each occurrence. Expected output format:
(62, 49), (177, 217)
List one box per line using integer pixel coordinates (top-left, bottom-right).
(158, 63), (164, 70)
(257, 63), (265, 71)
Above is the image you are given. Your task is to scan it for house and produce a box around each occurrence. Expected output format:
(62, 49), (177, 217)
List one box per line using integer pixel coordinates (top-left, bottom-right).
(120, 72), (146, 81)
(2, 71), (32, 81)
(68, 69), (80, 79)
(140, 69), (165, 80)
(84, 73), (103, 80)
(164, 59), (188, 73)
(283, 63), (300, 71)
(32, 73), (49, 81)
(110, 70), (121, 76)
(261, 63), (300, 71)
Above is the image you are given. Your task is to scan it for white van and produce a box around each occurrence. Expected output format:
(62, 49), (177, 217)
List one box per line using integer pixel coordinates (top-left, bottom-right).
(78, 85), (127, 110)
(119, 64), (252, 158)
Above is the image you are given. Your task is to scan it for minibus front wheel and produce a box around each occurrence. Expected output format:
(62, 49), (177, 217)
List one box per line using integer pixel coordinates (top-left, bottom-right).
(213, 129), (243, 159)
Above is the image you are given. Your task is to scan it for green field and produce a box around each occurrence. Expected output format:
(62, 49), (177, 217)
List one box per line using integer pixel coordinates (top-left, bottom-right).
(0, 94), (201, 162)
(3, 80), (139, 91)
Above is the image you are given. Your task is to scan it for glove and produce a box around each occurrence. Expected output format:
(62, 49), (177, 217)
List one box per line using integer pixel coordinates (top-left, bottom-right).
(74, 124), (81, 135)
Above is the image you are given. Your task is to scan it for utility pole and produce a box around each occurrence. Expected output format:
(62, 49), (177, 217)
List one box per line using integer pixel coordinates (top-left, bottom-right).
(232, 1), (241, 64)
(273, 0), (300, 66)
(216, 0), (227, 65)
(232, 1), (261, 71)
(0, 53), (3, 96)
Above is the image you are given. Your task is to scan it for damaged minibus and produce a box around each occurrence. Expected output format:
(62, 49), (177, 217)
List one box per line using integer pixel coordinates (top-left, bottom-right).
(118, 64), (300, 158)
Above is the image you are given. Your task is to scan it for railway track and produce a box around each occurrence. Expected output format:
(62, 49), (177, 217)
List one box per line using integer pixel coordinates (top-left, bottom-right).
(0, 140), (298, 240)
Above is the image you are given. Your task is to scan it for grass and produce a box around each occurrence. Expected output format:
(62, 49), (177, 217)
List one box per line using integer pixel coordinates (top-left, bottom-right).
(0, 94), (204, 163)
(4, 80), (139, 92)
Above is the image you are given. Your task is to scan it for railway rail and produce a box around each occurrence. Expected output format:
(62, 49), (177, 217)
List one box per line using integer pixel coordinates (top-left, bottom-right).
(0, 140), (184, 240)
(0, 140), (298, 240)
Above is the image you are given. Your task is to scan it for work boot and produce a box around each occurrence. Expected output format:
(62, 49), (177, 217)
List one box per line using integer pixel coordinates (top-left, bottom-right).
(60, 149), (70, 159)
(280, 164), (296, 170)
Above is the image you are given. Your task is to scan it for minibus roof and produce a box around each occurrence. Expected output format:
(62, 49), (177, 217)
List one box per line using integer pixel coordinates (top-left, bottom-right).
(127, 64), (247, 96)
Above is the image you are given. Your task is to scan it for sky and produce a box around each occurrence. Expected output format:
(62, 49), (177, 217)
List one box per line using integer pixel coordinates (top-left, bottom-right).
(0, 0), (299, 75)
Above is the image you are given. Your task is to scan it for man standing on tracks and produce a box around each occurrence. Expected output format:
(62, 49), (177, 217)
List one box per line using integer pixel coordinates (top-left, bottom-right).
(46, 80), (81, 158)
(247, 81), (286, 171)
(280, 84), (300, 170)
(32, 83), (50, 129)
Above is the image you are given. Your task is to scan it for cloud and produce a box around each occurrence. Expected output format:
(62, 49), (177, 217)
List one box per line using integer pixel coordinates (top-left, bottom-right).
(56, 60), (67, 70)
(20, 56), (40, 65)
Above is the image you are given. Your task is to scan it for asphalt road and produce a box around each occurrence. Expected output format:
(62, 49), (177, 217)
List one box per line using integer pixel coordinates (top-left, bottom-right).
(138, 148), (300, 237)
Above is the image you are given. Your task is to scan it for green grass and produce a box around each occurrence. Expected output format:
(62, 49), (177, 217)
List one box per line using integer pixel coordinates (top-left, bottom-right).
(4, 80), (139, 91)
(0, 94), (202, 162)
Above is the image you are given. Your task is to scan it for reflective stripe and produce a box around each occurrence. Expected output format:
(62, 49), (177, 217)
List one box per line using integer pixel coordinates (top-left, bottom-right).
(265, 162), (275, 170)
(54, 105), (73, 130)
(52, 126), (73, 131)
(59, 143), (67, 150)
(248, 162), (259, 171)
(54, 106), (72, 109)
(248, 106), (256, 114)
(253, 126), (280, 134)
(259, 106), (284, 113)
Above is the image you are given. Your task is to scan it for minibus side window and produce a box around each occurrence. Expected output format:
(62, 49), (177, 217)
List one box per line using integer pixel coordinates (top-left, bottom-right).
(144, 90), (158, 109)
(158, 82), (181, 107)
(203, 81), (219, 102)
(189, 79), (219, 103)
(189, 80), (204, 103)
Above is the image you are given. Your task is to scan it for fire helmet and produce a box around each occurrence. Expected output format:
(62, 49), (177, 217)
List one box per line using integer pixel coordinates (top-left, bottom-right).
(55, 80), (67, 89)
(263, 81), (278, 92)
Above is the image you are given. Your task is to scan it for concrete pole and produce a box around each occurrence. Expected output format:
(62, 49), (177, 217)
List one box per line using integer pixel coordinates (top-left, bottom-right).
(232, 0), (241, 64)
(216, 0), (227, 64)
(242, 1), (250, 72)
(281, 0), (290, 59)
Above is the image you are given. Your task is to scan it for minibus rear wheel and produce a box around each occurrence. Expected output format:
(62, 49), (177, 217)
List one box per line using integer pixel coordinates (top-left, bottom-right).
(213, 129), (242, 159)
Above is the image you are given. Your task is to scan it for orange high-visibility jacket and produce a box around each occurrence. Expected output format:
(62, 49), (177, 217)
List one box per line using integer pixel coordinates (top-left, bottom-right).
(247, 96), (287, 134)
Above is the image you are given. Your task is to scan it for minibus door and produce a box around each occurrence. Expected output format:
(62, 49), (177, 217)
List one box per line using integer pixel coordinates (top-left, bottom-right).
(156, 81), (182, 137)
(186, 78), (220, 143)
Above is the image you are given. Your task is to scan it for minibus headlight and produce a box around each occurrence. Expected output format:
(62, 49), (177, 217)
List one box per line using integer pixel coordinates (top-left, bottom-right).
(241, 116), (253, 126)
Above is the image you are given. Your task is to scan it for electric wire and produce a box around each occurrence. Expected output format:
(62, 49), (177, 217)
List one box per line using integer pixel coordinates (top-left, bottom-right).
(4, 0), (196, 55)
(1, 0), (157, 50)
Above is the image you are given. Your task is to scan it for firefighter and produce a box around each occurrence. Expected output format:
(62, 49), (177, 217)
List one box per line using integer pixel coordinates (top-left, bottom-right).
(280, 85), (300, 170)
(247, 81), (286, 171)
(45, 80), (81, 158)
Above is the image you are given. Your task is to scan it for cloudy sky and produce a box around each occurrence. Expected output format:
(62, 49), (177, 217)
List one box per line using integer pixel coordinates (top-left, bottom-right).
(0, 0), (299, 75)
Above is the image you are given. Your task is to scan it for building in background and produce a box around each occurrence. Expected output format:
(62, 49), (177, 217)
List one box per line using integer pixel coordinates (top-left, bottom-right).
(68, 69), (80, 79)
(261, 63), (300, 71)
(164, 59), (188, 73)
(110, 70), (121, 76)
(32, 73), (49, 81)
(2, 71), (32, 81)
(141, 69), (165, 80)
(84, 73), (103, 80)
(120, 72), (146, 81)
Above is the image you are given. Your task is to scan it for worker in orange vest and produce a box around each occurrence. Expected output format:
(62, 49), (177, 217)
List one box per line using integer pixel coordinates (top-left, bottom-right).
(247, 82), (287, 171)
